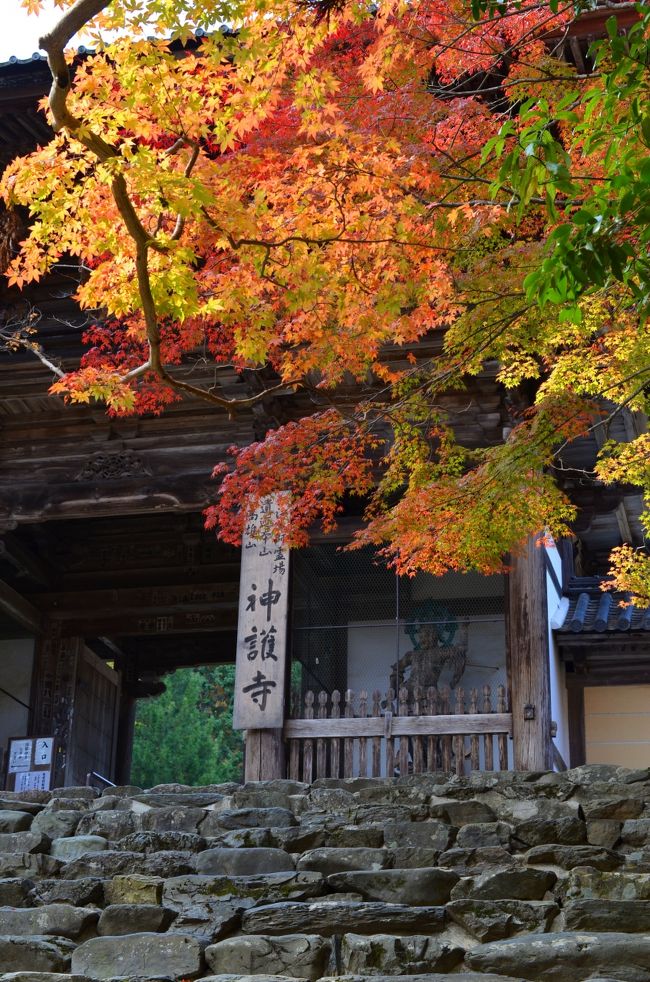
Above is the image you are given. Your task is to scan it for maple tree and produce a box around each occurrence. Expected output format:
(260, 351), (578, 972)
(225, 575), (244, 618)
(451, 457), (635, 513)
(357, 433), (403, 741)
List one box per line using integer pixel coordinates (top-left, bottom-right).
(3, 0), (650, 592)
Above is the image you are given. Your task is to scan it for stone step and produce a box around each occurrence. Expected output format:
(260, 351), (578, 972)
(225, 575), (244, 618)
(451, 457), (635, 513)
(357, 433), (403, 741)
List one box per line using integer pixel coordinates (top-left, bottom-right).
(0, 769), (649, 981)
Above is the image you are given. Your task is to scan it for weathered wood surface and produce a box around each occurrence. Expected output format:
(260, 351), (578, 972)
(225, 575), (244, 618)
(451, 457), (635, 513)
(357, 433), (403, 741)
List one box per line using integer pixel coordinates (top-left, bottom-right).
(284, 714), (513, 738)
(234, 495), (289, 730)
(244, 729), (285, 782)
(286, 684), (511, 781)
(508, 539), (553, 771)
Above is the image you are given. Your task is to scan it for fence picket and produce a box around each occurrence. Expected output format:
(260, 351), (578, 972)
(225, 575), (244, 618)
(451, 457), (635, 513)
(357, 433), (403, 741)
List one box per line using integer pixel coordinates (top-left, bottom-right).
(344, 690), (355, 778)
(331, 690), (341, 779)
(398, 686), (409, 777)
(440, 685), (452, 772)
(469, 688), (480, 772)
(454, 687), (465, 777)
(426, 686), (438, 773)
(385, 687), (395, 777)
(359, 691), (368, 777)
(316, 691), (328, 778)
(482, 684), (494, 771)
(497, 685), (508, 770)
(412, 686), (424, 774)
(371, 690), (382, 777)
(302, 691), (314, 784)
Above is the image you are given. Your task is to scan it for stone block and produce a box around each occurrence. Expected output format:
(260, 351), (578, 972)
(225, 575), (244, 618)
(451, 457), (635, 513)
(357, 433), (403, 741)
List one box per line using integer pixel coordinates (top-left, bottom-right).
(429, 799), (496, 825)
(211, 828), (272, 849)
(0, 855), (63, 878)
(163, 871), (324, 910)
(30, 878), (104, 908)
(72, 932), (204, 980)
(297, 848), (390, 875)
(456, 822), (513, 849)
(451, 867), (556, 901)
(0, 904), (98, 939)
(242, 900), (446, 936)
(581, 797), (645, 821)
(50, 836), (108, 861)
(564, 899), (650, 933)
(0, 879), (33, 907)
(560, 869), (650, 902)
(587, 820), (622, 849)
(0, 799), (45, 814)
(0, 832), (50, 854)
(0, 813), (33, 834)
(324, 826), (385, 849)
(116, 830), (207, 853)
(340, 933), (463, 974)
(205, 934), (330, 980)
(0, 936), (76, 973)
(383, 820), (452, 851)
(620, 819), (650, 848)
(438, 847), (517, 873)
(31, 811), (83, 840)
(76, 811), (138, 841)
(327, 867), (458, 905)
(525, 844), (623, 871)
(200, 808), (297, 835)
(194, 848), (295, 875)
(103, 873), (164, 905)
(60, 849), (193, 880)
(388, 848), (441, 869)
(447, 899), (559, 941)
(466, 930), (650, 981)
(139, 806), (206, 834)
(512, 817), (586, 848)
(97, 903), (175, 935)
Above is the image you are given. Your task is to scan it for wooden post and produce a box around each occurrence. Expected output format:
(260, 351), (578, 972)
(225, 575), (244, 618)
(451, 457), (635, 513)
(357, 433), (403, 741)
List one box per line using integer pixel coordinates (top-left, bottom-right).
(244, 729), (285, 782)
(507, 539), (553, 771)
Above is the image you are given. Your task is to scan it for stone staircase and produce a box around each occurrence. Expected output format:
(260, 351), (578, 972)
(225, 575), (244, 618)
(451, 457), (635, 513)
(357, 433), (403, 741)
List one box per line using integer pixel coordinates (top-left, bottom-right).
(2, 765), (650, 981)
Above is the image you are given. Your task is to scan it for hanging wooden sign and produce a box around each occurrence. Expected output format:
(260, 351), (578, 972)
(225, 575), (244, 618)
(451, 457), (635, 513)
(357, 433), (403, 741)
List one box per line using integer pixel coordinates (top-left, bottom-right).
(233, 495), (289, 730)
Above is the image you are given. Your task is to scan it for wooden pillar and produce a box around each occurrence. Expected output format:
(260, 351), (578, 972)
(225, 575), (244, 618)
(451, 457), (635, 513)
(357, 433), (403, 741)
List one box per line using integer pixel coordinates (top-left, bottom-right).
(115, 693), (137, 786)
(31, 626), (82, 787)
(244, 729), (285, 782)
(507, 539), (553, 771)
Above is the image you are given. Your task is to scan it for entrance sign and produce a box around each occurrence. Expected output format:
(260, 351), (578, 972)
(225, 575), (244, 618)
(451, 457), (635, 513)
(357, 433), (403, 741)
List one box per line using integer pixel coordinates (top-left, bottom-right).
(233, 495), (289, 730)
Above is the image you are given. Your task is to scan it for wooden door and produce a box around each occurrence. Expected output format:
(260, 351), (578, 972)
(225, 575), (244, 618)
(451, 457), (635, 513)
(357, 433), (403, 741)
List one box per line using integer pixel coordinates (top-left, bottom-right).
(66, 646), (120, 786)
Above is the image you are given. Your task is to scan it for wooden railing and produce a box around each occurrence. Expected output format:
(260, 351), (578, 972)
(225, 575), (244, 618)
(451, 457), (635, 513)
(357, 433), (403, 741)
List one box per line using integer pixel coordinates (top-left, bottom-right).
(285, 684), (512, 782)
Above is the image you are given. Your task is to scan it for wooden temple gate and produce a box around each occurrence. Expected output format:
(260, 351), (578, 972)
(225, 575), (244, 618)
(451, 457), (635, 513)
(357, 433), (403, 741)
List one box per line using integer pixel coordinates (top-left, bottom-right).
(285, 684), (512, 781)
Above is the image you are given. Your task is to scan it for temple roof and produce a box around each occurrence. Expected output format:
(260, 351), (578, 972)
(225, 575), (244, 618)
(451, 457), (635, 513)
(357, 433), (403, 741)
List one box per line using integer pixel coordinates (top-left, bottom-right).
(557, 577), (650, 635)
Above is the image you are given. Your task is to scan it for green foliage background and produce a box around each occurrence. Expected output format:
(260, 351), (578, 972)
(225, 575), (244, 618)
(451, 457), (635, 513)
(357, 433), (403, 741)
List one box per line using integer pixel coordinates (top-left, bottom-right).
(130, 665), (243, 787)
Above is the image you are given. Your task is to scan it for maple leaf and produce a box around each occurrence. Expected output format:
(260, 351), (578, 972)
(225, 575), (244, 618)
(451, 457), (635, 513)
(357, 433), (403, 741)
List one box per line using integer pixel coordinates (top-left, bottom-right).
(3, 0), (650, 596)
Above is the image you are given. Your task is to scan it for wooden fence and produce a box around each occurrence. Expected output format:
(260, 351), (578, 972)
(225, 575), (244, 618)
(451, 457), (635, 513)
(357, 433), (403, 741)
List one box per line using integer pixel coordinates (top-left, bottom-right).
(285, 684), (512, 782)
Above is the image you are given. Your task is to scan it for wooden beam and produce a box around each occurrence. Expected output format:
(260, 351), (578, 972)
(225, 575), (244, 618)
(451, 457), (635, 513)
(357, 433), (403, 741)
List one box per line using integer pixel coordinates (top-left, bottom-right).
(507, 540), (553, 771)
(0, 578), (42, 634)
(284, 713), (513, 739)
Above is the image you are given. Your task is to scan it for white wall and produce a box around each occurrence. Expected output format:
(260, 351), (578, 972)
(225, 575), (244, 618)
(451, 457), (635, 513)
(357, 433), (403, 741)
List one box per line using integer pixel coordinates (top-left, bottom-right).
(545, 541), (570, 767)
(0, 638), (35, 774)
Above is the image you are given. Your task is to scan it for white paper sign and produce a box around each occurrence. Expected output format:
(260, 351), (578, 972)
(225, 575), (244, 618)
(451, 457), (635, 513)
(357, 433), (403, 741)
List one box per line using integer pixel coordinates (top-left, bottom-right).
(8, 739), (32, 773)
(34, 738), (53, 765)
(233, 495), (289, 730)
(14, 770), (51, 792)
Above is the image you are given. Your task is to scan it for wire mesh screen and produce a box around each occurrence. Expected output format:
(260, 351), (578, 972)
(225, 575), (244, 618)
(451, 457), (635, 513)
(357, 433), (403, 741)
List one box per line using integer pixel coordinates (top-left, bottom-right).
(289, 544), (506, 718)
